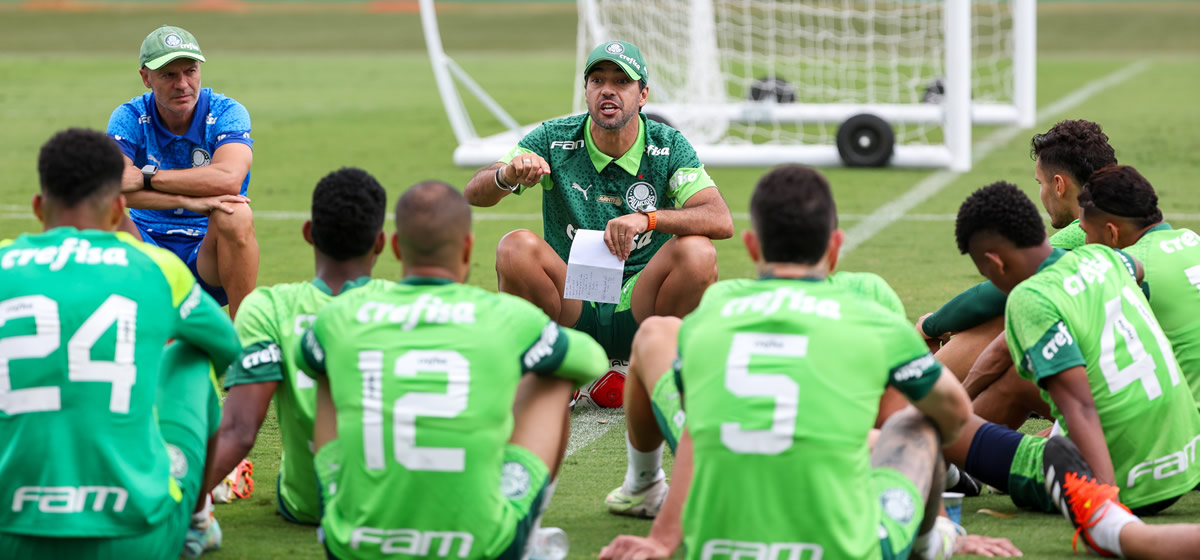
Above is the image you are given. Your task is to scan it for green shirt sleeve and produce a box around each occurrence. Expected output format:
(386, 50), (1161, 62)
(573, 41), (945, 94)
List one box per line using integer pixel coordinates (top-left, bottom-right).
(665, 135), (715, 207)
(1005, 288), (1085, 386)
(514, 298), (606, 386)
(225, 288), (285, 388)
(921, 280), (1007, 337)
(174, 283), (241, 377)
(498, 123), (554, 194)
(882, 316), (942, 400)
(297, 317), (328, 377)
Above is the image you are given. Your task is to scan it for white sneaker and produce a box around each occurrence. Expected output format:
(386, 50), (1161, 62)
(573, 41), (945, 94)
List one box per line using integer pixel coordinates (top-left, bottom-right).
(914, 516), (966, 560)
(605, 478), (669, 518)
(182, 517), (222, 558)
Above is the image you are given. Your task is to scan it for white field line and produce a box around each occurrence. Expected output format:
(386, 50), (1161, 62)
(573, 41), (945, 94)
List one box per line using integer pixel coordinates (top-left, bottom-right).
(565, 407), (625, 458)
(838, 60), (1151, 256)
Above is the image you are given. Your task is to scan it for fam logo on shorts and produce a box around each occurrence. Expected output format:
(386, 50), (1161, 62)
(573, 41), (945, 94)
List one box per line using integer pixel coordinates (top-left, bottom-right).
(626, 182), (656, 212)
(605, 42), (624, 55)
(163, 32), (183, 48)
(191, 148), (211, 167)
(880, 487), (915, 525)
(500, 461), (532, 500)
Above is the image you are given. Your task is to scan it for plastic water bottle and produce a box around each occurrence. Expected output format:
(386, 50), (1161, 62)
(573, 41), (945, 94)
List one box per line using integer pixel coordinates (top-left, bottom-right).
(528, 527), (569, 560)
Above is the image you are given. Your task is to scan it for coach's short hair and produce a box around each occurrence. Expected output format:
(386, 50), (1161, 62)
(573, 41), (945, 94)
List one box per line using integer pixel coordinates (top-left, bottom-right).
(955, 181), (1047, 254)
(1030, 119), (1117, 186)
(311, 167), (387, 260)
(1080, 164), (1162, 229)
(749, 165), (837, 265)
(38, 128), (124, 208)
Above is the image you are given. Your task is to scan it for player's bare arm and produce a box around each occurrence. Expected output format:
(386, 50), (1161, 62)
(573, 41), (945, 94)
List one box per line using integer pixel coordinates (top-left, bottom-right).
(120, 143), (252, 199)
(962, 331), (1014, 399)
(604, 187), (733, 260)
(205, 381), (278, 494)
(1045, 366), (1116, 485)
(910, 366), (972, 443)
(465, 154), (551, 207)
(313, 374), (337, 453)
(599, 428), (693, 560)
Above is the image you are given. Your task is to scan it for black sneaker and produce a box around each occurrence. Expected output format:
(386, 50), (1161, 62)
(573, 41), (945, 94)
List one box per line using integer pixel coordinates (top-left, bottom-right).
(1042, 436), (1128, 557)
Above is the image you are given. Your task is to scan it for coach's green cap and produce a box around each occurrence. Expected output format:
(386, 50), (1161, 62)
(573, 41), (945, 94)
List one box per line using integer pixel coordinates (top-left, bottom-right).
(585, 40), (648, 83)
(140, 26), (206, 70)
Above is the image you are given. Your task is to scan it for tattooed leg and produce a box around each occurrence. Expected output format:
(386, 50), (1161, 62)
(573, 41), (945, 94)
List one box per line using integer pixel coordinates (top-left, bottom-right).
(872, 407), (944, 534)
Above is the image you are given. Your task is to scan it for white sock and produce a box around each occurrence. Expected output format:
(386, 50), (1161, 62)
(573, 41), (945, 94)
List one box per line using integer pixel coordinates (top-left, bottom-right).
(944, 463), (961, 490)
(623, 433), (665, 494)
(190, 494), (214, 529)
(1088, 500), (1139, 558)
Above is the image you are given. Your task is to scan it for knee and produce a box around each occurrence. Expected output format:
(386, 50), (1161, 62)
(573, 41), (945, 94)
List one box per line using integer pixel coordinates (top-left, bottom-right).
(209, 203), (255, 244)
(668, 235), (718, 280)
(496, 229), (542, 264)
(631, 316), (682, 358)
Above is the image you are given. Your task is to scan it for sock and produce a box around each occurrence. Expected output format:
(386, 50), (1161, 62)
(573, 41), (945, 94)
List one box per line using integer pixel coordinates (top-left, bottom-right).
(912, 517), (956, 560)
(963, 422), (1024, 491)
(623, 433), (665, 494)
(191, 494), (214, 530)
(1089, 500), (1139, 558)
(944, 464), (961, 491)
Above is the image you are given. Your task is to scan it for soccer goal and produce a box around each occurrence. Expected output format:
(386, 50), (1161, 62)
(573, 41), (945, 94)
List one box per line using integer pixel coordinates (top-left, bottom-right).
(423, 0), (1036, 172)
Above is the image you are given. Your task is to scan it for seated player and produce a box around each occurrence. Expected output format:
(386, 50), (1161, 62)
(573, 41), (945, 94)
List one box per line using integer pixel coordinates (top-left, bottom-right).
(1078, 164), (1200, 404)
(604, 268), (909, 518)
(297, 182), (609, 560)
(946, 181), (1200, 518)
(205, 167), (388, 525)
(464, 41), (734, 402)
(601, 165), (1009, 560)
(915, 120), (1118, 427)
(0, 128), (240, 558)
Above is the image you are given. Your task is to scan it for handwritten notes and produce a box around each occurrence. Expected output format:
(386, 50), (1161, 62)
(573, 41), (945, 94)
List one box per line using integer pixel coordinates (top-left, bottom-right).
(564, 229), (624, 304)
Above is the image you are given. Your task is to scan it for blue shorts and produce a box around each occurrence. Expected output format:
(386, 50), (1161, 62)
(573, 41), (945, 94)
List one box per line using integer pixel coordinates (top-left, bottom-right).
(137, 223), (228, 306)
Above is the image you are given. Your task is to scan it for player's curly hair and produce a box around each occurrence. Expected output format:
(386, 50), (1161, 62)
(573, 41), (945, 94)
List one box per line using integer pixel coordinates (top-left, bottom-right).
(38, 128), (124, 208)
(1030, 119), (1117, 186)
(311, 167), (387, 260)
(955, 181), (1047, 254)
(750, 165), (837, 265)
(1080, 164), (1162, 229)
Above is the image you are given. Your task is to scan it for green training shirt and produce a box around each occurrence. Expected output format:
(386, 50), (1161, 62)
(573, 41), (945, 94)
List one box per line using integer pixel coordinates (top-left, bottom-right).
(677, 278), (942, 559)
(1121, 224), (1200, 406)
(1005, 245), (1200, 509)
(0, 227), (239, 537)
(502, 114), (715, 279)
(224, 276), (384, 524)
(829, 271), (906, 317)
(1050, 219), (1086, 250)
(297, 277), (605, 560)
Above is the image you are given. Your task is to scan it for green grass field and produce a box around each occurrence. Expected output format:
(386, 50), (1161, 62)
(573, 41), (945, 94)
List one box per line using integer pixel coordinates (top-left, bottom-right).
(3, 2), (1200, 558)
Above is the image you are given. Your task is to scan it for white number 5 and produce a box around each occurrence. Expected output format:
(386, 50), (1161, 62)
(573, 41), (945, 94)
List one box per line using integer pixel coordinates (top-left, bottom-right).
(721, 333), (804, 455)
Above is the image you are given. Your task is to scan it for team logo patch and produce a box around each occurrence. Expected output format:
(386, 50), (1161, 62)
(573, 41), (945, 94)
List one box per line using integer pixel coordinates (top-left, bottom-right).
(605, 42), (624, 55)
(625, 181), (656, 212)
(191, 148), (211, 167)
(499, 461), (532, 500)
(880, 487), (915, 525)
(163, 32), (183, 48)
(167, 444), (188, 479)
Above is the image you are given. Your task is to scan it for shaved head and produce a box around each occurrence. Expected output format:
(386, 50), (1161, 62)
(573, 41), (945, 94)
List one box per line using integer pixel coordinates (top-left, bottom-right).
(394, 181), (473, 268)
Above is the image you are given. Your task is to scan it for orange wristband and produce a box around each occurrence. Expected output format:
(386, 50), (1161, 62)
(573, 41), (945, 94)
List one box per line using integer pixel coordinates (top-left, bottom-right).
(644, 210), (657, 231)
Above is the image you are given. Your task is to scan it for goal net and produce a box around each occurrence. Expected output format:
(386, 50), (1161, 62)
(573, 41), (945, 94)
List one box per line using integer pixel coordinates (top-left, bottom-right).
(423, 0), (1034, 171)
(573, 0), (1035, 170)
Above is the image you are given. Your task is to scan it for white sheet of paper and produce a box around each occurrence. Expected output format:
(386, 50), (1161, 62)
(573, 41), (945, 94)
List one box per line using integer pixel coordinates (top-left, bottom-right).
(564, 229), (625, 304)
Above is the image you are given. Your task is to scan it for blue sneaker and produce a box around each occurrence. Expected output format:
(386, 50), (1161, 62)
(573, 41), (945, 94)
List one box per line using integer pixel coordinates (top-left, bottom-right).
(182, 517), (222, 558)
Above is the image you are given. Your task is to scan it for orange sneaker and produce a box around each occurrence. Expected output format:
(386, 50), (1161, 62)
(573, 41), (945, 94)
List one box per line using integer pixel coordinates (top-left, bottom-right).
(1042, 436), (1129, 557)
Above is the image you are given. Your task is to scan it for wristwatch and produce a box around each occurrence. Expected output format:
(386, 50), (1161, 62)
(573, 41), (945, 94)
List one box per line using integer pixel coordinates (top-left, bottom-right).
(640, 205), (657, 231)
(141, 164), (158, 190)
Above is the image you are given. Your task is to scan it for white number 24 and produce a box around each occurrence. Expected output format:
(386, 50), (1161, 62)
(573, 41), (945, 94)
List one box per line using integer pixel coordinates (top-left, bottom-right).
(1, 295), (137, 416)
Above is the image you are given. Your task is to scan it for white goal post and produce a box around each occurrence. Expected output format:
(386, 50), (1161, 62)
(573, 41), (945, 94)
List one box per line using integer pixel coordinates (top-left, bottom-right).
(423, 0), (1036, 172)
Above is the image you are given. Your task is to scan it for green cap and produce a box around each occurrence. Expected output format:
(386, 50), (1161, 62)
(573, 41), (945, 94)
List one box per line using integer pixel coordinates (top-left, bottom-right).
(139, 26), (206, 70)
(584, 41), (648, 83)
